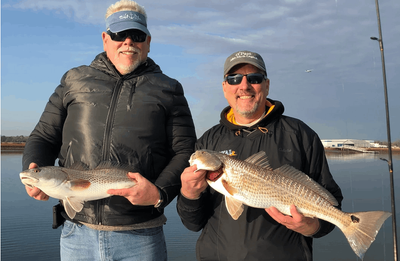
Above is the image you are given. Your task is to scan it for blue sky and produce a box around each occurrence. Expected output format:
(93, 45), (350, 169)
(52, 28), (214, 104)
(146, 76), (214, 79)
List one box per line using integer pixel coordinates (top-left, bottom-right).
(2, 0), (399, 141)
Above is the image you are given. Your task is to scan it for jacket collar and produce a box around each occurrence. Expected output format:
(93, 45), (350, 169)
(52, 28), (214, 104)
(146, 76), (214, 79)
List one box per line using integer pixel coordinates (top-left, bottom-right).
(90, 52), (162, 78)
(220, 98), (285, 131)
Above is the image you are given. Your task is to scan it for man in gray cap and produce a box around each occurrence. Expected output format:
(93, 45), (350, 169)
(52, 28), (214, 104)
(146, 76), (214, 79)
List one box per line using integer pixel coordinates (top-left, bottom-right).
(22, 0), (196, 260)
(177, 50), (343, 260)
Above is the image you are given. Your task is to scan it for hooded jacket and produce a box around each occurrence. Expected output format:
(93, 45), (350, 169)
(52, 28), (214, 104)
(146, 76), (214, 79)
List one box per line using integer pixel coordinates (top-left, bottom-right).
(177, 99), (343, 261)
(23, 52), (196, 226)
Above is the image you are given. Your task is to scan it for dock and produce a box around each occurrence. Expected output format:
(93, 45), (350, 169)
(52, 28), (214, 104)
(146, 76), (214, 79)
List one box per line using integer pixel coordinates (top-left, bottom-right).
(341, 145), (377, 153)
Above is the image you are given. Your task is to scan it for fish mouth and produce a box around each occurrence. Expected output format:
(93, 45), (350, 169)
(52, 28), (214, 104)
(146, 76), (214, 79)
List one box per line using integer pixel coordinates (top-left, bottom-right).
(19, 174), (38, 187)
(206, 168), (223, 182)
(189, 150), (223, 171)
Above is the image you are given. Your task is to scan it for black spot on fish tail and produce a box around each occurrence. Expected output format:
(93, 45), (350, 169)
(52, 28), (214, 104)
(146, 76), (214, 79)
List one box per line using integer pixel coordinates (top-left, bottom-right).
(351, 215), (360, 223)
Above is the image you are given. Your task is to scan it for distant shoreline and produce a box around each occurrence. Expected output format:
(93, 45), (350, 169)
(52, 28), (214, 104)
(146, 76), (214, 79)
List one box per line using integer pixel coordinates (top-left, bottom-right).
(1, 142), (25, 153)
(2, 142), (400, 154)
(324, 147), (400, 154)
(1, 142), (25, 149)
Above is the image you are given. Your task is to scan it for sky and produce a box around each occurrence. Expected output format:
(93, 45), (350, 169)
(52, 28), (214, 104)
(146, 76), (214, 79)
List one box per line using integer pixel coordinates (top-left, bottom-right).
(1, 0), (399, 142)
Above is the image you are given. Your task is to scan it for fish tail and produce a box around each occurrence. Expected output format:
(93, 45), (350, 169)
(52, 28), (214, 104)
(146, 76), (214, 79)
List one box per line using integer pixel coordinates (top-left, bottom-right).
(341, 211), (391, 260)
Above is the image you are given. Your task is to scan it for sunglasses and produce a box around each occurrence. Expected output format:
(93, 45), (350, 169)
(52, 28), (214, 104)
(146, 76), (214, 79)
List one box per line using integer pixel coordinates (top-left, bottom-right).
(224, 73), (267, 85)
(107, 30), (147, 42)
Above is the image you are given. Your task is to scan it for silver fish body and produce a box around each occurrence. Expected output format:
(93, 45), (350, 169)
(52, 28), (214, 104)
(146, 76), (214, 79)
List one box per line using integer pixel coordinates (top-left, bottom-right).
(20, 163), (136, 219)
(189, 149), (391, 260)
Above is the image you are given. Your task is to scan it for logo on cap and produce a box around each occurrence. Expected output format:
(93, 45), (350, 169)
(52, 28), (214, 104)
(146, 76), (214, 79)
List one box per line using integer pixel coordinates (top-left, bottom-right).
(230, 52), (259, 62)
(119, 13), (143, 22)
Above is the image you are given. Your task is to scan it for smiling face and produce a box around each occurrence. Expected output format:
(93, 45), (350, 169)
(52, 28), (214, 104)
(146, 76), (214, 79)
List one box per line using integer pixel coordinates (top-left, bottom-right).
(222, 64), (270, 124)
(102, 31), (151, 75)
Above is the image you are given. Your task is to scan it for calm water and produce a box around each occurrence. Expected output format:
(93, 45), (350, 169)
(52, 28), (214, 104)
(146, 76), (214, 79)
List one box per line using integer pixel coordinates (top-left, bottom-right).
(1, 152), (399, 261)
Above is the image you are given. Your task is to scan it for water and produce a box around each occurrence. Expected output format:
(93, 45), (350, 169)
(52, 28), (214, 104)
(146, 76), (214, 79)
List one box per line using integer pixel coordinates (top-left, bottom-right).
(1, 152), (399, 261)
(1, 153), (200, 261)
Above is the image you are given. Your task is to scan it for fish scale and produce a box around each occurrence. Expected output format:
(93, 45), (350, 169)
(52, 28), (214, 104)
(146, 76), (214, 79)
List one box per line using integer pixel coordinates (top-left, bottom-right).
(62, 168), (134, 192)
(222, 156), (337, 217)
(189, 149), (391, 260)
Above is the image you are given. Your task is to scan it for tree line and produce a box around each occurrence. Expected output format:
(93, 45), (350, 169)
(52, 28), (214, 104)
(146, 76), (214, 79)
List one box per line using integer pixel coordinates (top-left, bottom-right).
(1, 135), (29, 143)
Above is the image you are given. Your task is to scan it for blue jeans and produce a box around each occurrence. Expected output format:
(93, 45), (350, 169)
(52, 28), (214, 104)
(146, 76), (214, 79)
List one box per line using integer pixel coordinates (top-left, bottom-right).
(60, 220), (167, 261)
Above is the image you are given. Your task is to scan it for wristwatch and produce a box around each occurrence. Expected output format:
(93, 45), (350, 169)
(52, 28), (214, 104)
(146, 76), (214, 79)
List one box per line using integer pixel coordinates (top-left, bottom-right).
(154, 188), (164, 208)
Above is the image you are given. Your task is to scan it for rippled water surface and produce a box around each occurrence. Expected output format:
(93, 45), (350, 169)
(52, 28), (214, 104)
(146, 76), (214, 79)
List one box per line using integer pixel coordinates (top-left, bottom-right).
(2, 152), (399, 261)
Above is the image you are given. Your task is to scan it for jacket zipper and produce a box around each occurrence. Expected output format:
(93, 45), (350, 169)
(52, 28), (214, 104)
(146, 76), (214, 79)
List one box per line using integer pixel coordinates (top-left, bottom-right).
(98, 77), (124, 224)
(102, 78), (124, 160)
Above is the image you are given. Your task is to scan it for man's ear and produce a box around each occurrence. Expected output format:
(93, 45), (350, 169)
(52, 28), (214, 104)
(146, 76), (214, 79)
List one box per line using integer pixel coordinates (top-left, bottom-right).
(147, 36), (151, 53)
(265, 78), (270, 97)
(102, 32), (108, 51)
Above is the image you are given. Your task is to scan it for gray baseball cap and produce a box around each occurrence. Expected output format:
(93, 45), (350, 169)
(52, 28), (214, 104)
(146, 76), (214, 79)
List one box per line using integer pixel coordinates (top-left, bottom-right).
(223, 51), (267, 76)
(106, 10), (151, 36)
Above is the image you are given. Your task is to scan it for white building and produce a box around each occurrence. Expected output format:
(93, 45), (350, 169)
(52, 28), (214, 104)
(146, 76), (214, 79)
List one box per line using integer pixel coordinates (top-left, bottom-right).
(321, 139), (376, 148)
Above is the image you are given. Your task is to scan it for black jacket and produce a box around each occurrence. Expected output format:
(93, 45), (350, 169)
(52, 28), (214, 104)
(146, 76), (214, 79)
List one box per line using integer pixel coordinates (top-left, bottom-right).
(23, 52), (196, 226)
(177, 99), (343, 261)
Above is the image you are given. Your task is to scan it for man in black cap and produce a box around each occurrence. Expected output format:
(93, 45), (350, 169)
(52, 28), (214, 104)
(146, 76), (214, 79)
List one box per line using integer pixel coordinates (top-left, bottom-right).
(22, 0), (196, 260)
(177, 50), (343, 261)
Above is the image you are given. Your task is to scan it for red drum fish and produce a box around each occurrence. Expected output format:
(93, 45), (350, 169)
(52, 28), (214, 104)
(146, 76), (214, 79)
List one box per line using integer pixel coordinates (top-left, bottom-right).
(189, 149), (391, 260)
(20, 163), (136, 219)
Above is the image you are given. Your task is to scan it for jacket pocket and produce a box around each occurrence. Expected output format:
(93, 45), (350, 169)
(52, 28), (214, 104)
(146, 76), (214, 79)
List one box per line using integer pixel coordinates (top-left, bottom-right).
(60, 140), (75, 167)
(127, 82), (137, 111)
(144, 147), (156, 182)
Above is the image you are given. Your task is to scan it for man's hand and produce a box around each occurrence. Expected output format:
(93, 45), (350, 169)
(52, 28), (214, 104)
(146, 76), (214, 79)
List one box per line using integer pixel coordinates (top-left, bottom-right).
(180, 165), (208, 199)
(265, 205), (320, 236)
(25, 162), (49, 201)
(107, 172), (159, 206)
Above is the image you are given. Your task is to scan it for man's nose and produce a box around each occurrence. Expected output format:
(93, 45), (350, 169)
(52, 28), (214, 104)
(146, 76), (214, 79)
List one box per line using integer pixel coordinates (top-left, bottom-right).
(238, 76), (251, 89)
(123, 36), (136, 45)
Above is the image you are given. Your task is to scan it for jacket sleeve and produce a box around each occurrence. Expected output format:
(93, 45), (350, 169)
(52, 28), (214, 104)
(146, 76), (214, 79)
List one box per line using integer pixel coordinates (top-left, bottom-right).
(305, 132), (343, 238)
(176, 188), (211, 232)
(176, 136), (213, 232)
(22, 74), (68, 170)
(153, 81), (196, 209)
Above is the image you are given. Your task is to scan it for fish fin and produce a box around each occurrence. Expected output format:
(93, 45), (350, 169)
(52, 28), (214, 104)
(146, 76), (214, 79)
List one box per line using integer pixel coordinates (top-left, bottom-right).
(94, 162), (135, 172)
(274, 165), (338, 206)
(222, 179), (244, 220)
(222, 179), (238, 196)
(65, 197), (84, 213)
(69, 162), (90, 171)
(68, 179), (91, 191)
(341, 211), (391, 259)
(69, 161), (138, 173)
(244, 151), (273, 170)
(61, 199), (79, 219)
(225, 196), (244, 220)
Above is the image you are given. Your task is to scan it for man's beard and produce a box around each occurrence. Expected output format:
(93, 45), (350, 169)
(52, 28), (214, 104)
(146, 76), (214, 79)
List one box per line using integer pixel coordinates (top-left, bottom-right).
(235, 101), (260, 118)
(234, 91), (261, 118)
(115, 47), (143, 75)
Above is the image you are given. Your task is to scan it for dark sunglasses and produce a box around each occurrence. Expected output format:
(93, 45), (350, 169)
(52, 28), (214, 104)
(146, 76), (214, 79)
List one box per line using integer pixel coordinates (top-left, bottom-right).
(224, 73), (267, 85)
(107, 29), (147, 42)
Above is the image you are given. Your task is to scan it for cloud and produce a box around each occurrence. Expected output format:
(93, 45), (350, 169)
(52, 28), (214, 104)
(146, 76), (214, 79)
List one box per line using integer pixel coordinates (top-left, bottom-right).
(4, 0), (109, 24)
(3, 0), (399, 140)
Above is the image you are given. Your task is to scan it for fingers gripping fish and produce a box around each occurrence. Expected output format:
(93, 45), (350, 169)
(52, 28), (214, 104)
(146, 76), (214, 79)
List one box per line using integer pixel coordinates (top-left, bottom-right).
(189, 149), (391, 260)
(20, 162), (136, 219)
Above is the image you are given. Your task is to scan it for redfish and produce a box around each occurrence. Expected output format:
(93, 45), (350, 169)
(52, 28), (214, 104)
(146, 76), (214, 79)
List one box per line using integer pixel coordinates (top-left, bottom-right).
(20, 163), (136, 219)
(189, 149), (391, 260)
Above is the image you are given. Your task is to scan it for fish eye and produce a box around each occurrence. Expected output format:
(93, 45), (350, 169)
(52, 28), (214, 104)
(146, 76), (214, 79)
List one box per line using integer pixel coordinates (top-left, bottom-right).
(33, 169), (40, 173)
